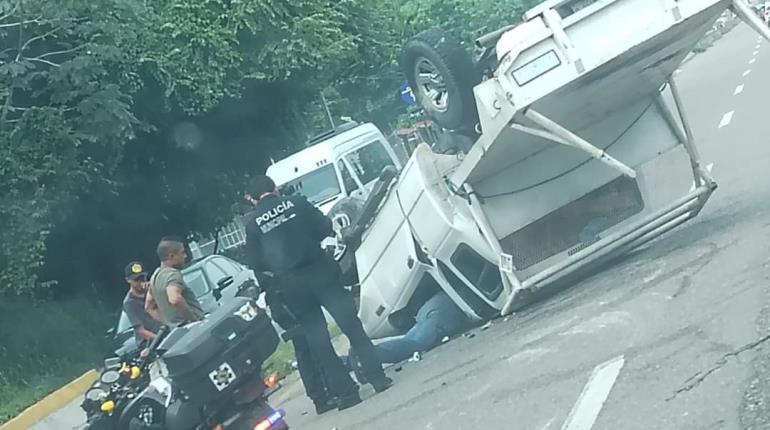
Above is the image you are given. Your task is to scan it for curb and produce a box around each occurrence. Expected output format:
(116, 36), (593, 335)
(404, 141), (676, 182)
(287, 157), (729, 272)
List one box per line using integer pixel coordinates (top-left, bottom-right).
(0, 370), (98, 430)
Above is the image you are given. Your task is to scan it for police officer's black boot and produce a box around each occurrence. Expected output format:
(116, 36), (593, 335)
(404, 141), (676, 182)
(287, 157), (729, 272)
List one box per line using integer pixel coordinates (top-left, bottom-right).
(336, 390), (362, 411)
(314, 397), (337, 415)
(349, 348), (392, 392)
(369, 375), (393, 393)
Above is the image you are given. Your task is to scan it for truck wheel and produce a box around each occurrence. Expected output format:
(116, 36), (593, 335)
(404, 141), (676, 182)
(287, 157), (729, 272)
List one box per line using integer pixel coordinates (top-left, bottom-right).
(404, 28), (480, 131)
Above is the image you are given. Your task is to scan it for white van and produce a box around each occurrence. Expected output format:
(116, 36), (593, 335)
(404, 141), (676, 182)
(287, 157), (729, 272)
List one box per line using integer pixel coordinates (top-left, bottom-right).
(266, 122), (402, 215)
(265, 122), (402, 280)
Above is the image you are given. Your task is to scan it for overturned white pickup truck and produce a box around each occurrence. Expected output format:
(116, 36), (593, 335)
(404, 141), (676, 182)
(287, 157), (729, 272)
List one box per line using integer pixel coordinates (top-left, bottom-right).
(346, 0), (770, 339)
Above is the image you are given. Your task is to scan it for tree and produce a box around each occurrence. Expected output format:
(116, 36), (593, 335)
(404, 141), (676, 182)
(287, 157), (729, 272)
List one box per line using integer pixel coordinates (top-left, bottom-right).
(1, 0), (542, 298)
(0, 0), (143, 295)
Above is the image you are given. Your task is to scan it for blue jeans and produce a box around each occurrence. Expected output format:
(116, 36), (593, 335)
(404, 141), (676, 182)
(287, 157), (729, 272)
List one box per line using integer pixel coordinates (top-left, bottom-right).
(375, 317), (444, 364)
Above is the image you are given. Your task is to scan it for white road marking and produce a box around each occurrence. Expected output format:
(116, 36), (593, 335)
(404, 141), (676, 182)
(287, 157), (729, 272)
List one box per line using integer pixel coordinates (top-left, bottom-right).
(540, 418), (556, 430)
(561, 356), (626, 430)
(735, 84), (745, 95)
(750, 58), (757, 64)
(743, 69), (752, 77)
(753, 50), (760, 56)
(718, 111), (735, 129)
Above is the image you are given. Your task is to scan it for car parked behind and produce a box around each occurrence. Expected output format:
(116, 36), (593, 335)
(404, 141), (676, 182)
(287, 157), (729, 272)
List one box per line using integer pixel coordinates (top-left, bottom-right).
(110, 254), (267, 356)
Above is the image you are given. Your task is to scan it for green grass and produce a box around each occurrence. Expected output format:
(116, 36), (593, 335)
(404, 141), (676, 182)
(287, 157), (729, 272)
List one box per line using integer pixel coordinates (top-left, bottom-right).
(263, 323), (343, 379)
(263, 340), (296, 378)
(0, 296), (113, 424)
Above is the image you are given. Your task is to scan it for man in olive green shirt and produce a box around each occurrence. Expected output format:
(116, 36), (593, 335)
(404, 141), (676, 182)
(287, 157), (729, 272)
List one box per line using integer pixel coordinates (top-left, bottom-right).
(146, 237), (204, 326)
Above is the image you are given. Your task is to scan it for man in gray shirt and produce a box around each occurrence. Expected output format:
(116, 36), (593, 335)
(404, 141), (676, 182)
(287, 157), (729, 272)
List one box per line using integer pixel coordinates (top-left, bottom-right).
(123, 261), (160, 342)
(145, 237), (204, 326)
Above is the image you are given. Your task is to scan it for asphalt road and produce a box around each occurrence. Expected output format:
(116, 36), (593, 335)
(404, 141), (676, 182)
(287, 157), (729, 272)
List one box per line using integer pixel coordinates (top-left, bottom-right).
(275, 23), (770, 430)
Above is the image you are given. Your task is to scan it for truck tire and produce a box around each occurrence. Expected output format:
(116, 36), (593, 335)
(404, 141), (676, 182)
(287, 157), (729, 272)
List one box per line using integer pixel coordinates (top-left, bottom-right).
(403, 28), (480, 131)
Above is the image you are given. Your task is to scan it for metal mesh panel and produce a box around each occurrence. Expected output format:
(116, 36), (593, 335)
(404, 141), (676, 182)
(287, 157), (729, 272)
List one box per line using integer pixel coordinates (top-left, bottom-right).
(500, 176), (644, 270)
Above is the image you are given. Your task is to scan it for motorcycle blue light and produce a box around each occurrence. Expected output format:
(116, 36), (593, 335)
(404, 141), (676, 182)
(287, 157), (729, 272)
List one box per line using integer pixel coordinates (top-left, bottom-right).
(253, 409), (284, 430)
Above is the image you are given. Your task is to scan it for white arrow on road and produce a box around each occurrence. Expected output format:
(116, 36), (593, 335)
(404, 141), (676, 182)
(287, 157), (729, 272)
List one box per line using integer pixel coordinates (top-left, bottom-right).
(561, 355), (626, 430)
(690, 163), (714, 192)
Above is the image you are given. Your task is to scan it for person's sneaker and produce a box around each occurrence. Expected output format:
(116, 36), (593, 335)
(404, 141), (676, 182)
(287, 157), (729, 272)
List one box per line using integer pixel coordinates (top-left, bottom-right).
(314, 398), (337, 415)
(369, 376), (393, 393)
(336, 391), (362, 411)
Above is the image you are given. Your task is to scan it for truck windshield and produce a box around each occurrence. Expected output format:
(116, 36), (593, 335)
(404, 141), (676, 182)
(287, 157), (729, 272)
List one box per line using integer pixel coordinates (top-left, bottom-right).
(281, 164), (342, 205)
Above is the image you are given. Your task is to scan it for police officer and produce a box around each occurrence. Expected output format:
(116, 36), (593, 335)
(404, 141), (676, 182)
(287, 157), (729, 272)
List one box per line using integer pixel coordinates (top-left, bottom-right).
(244, 175), (392, 411)
(257, 272), (336, 415)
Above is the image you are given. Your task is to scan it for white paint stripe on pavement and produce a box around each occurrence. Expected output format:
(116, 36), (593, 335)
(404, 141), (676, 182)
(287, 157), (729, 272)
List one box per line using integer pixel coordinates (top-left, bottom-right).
(719, 111), (735, 129)
(743, 69), (752, 77)
(750, 58), (756, 64)
(561, 356), (626, 430)
(753, 50), (760, 56)
(735, 84), (745, 95)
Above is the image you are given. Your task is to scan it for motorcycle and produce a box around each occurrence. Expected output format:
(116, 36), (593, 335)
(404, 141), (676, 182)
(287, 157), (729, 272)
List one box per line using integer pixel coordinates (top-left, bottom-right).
(81, 296), (288, 430)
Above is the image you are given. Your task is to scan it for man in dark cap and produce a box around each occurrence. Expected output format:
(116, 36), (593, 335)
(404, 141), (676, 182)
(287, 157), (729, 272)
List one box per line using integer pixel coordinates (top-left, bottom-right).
(122, 261), (160, 342)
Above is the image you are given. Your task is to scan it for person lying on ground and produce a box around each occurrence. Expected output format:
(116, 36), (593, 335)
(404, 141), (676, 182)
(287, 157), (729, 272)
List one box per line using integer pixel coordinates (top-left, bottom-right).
(348, 290), (473, 377)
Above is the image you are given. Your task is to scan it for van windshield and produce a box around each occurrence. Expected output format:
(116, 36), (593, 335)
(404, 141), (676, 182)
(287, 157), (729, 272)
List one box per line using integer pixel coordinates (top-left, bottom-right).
(344, 140), (396, 186)
(281, 164), (342, 205)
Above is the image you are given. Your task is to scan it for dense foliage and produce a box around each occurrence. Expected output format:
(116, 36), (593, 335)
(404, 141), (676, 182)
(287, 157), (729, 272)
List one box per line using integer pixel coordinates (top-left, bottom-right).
(0, 0), (538, 299)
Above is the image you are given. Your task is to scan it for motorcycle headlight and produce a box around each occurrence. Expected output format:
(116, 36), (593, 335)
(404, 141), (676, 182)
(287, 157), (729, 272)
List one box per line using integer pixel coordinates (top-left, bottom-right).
(100, 370), (120, 385)
(85, 387), (108, 402)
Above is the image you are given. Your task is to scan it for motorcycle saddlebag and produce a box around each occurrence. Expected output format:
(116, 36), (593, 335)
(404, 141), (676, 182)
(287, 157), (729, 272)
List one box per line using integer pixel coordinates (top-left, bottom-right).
(161, 297), (279, 404)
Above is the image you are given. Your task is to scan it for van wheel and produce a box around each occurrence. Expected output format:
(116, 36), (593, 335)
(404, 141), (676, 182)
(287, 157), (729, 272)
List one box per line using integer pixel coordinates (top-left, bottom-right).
(404, 28), (480, 131)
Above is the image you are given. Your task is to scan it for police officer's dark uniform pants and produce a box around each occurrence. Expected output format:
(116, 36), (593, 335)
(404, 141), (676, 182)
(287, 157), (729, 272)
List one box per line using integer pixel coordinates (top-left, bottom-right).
(265, 291), (330, 403)
(292, 335), (330, 402)
(280, 261), (385, 397)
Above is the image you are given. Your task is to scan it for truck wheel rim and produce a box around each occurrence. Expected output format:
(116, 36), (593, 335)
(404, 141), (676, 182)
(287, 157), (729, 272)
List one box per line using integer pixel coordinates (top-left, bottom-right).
(415, 58), (449, 112)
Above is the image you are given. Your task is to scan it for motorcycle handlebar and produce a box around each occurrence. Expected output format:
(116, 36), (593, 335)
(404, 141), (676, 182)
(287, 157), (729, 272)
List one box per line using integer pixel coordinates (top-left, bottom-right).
(139, 324), (170, 367)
